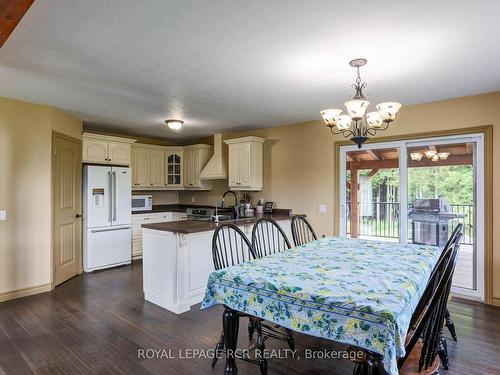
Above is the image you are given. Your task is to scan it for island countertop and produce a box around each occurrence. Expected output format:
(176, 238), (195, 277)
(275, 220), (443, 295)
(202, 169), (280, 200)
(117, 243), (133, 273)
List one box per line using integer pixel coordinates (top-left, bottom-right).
(141, 214), (294, 234)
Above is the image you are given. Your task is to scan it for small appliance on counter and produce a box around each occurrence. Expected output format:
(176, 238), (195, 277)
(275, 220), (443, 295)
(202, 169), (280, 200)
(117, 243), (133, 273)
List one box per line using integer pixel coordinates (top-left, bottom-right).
(83, 165), (132, 272)
(263, 201), (274, 214)
(131, 195), (152, 212)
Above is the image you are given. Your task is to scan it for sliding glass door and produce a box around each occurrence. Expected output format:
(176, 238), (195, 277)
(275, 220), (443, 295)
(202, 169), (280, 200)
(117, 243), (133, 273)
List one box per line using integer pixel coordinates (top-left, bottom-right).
(339, 134), (484, 300)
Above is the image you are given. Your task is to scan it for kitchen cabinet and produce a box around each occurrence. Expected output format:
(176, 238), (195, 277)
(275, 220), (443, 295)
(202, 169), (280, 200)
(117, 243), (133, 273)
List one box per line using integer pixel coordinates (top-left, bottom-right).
(132, 212), (174, 259)
(172, 212), (188, 221)
(82, 133), (136, 165)
(224, 136), (265, 191)
(150, 149), (165, 187)
(165, 148), (184, 188)
(131, 144), (166, 188)
(142, 218), (292, 313)
(132, 146), (152, 187)
(183, 144), (212, 190)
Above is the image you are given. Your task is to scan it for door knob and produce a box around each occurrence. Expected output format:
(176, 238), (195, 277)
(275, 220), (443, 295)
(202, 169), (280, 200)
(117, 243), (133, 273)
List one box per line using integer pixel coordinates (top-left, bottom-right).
(75, 213), (83, 218)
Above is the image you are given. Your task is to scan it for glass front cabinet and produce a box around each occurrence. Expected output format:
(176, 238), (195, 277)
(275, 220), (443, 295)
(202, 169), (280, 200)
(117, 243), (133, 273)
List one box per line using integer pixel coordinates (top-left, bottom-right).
(165, 148), (184, 188)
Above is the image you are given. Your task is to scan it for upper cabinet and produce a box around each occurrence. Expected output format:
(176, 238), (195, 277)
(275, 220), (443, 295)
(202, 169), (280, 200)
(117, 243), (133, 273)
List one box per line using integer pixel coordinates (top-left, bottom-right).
(224, 136), (265, 191)
(183, 144), (212, 190)
(131, 145), (190, 190)
(166, 148), (184, 188)
(131, 144), (166, 189)
(82, 133), (136, 165)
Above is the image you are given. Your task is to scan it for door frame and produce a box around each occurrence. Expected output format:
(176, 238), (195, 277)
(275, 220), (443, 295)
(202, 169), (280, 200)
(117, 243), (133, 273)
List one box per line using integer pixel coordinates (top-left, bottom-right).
(51, 131), (83, 289)
(334, 125), (493, 305)
(339, 140), (407, 242)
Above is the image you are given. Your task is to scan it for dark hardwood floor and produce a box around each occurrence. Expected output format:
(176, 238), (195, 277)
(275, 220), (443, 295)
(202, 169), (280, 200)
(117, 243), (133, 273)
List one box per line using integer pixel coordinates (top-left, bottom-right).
(0, 261), (499, 374)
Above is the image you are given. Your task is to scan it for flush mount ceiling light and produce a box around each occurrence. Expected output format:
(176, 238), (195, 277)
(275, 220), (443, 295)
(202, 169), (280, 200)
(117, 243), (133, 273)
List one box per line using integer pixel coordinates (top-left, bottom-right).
(320, 58), (402, 148)
(165, 119), (184, 130)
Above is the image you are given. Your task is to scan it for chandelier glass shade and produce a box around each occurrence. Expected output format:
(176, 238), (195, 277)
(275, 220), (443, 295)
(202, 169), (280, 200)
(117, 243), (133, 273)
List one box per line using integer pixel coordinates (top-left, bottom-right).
(320, 58), (401, 148)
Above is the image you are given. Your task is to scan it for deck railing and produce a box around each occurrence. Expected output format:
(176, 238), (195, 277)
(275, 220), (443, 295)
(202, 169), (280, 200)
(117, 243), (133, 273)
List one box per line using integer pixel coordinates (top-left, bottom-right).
(346, 202), (474, 245)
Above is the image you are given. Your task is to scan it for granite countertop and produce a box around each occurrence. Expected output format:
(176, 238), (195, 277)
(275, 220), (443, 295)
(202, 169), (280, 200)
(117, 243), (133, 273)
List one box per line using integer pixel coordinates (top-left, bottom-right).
(131, 204), (207, 214)
(141, 214), (294, 234)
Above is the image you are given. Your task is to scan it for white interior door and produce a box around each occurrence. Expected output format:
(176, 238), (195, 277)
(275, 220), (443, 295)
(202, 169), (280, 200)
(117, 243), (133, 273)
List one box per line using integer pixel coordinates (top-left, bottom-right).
(53, 133), (82, 286)
(111, 167), (131, 226)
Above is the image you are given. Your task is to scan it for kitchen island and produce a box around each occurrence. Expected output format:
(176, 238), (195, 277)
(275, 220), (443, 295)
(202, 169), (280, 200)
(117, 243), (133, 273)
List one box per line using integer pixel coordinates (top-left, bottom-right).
(142, 215), (293, 314)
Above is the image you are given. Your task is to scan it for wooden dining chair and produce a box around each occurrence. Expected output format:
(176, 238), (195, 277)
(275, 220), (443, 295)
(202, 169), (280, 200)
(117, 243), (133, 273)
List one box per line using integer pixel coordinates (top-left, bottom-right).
(350, 229), (462, 375)
(210, 223), (270, 374)
(212, 223), (256, 270)
(250, 218), (296, 361)
(251, 217), (292, 257)
(440, 224), (463, 343)
(417, 223), (462, 370)
(291, 215), (317, 246)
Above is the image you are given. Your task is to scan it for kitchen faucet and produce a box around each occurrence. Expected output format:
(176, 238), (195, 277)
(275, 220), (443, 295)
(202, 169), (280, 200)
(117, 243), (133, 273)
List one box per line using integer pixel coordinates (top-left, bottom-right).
(222, 190), (239, 218)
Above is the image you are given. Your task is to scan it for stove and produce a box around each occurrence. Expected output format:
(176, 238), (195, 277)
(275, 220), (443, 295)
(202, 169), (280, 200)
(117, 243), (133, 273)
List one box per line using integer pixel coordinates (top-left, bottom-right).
(409, 198), (465, 246)
(185, 207), (216, 220)
(185, 207), (234, 221)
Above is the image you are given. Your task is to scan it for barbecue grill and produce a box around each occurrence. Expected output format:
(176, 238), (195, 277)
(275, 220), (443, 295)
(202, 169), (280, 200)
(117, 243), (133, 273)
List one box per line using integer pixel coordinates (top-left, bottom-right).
(409, 198), (465, 246)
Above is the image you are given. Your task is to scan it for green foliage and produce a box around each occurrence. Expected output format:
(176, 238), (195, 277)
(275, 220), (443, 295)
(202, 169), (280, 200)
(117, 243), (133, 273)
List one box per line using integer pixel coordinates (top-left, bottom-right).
(408, 166), (473, 204)
(357, 166), (473, 204)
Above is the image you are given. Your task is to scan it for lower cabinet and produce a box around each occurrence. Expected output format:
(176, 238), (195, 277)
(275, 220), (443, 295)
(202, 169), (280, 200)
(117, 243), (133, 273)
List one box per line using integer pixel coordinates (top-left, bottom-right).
(142, 219), (291, 314)
(132, 212), (187, 259)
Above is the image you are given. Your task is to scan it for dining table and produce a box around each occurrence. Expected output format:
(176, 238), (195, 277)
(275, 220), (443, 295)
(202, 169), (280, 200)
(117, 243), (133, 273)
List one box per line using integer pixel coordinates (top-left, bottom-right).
(201, 236), (441, 375)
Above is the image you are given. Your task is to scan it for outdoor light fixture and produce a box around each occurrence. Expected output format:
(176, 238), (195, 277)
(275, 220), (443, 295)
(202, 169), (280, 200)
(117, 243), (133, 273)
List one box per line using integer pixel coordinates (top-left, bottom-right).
(425, 150), (437, 159)
(321, 58), (402, 148)
(438, 152), (450, 160)
(410, 152), (423, 161)
(165, 119), (184, 130)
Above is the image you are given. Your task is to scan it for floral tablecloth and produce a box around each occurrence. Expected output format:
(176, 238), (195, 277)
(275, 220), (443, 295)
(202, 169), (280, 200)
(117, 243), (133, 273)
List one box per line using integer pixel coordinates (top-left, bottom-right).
(201, 236), (440, 375)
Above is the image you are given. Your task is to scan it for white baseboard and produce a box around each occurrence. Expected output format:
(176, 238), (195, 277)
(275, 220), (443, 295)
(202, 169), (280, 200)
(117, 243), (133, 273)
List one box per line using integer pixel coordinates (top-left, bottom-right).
(0, 283), (52, 303)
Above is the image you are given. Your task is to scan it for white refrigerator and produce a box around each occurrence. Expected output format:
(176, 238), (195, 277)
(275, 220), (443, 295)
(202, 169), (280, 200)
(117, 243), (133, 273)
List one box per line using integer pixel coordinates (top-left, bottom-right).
(83, 165), (132, 272)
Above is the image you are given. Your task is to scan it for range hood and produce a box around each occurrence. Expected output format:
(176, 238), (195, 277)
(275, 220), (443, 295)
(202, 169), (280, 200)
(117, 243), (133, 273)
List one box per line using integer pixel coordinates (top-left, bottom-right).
(200, 133), (227, 180)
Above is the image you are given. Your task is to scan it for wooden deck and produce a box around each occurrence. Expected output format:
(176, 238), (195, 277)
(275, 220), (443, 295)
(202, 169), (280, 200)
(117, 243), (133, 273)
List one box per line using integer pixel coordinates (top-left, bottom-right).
(357, 235), (474, 290)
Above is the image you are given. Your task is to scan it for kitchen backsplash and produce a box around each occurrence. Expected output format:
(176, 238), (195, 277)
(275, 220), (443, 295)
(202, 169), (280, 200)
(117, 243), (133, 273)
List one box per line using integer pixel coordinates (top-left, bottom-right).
(132, 191), (179, 205)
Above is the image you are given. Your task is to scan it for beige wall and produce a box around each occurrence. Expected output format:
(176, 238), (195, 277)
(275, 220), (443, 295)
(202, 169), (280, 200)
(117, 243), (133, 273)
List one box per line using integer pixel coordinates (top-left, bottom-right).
(179, 92), (500, 304)
(0, 97), (82, 300)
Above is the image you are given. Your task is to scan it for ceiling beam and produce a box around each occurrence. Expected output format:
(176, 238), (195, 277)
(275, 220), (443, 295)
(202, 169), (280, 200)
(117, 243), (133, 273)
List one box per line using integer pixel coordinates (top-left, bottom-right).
(367, 169), (380, 178)
(366, 149), (380, 160)
(466, 143), (473, 154)
(347, 154), (473, 170)
(0, 0), (35, 48)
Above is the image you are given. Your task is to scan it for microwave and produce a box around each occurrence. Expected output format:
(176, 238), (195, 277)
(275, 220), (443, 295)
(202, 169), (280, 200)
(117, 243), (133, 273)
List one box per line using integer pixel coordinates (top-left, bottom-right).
(131, 195), (152, 212)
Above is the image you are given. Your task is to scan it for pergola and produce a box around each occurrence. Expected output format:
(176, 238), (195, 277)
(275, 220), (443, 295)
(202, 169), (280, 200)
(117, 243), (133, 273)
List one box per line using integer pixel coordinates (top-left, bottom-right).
(346, 143), (474, 238)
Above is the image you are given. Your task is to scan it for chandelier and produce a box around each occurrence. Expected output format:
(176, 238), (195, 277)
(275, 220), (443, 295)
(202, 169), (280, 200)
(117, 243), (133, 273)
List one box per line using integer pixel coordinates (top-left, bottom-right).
(320, 58), (401, 148)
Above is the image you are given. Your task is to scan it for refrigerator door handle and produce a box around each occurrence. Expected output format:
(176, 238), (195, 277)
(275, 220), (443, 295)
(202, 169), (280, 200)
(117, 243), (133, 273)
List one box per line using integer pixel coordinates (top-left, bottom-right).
(91, 226), (131, 233)
(108, 171), (112, 223)
(112, 171), (117, 221)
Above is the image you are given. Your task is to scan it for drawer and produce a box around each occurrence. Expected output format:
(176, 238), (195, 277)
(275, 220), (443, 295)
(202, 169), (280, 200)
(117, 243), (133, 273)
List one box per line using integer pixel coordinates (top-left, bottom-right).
(132, 239), (142, 253)
(132, 223), (142, 239)
(132, 215), (155, 223)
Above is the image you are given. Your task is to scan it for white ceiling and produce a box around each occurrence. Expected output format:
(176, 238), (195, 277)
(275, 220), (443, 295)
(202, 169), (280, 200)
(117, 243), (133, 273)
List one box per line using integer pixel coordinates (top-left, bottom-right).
(1, 0), (499, 141)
